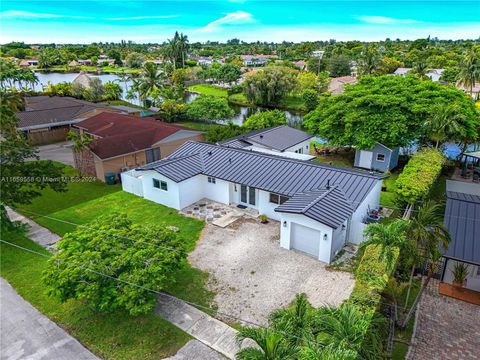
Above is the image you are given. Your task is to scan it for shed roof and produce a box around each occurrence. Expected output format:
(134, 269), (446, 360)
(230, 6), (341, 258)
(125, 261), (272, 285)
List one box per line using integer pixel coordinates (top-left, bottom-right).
(221, 126), (314, 152)
(140, 141), (384, 210)
(443, 191), (480, 265)
(275, 186), (354, 228)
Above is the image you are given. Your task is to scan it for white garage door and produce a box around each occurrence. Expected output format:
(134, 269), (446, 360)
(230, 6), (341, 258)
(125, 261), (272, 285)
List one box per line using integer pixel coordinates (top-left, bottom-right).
(291, 223), (320, 258)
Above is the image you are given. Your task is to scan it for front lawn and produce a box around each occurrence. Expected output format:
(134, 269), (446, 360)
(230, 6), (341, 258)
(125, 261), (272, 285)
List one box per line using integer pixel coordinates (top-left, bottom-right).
(0, 228), (191, 359)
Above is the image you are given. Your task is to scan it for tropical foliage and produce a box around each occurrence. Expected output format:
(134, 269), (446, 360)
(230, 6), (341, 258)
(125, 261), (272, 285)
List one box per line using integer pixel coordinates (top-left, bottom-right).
(394, 148), (446, 204)
(43, 213), (187, 315)
(242, 109), (287, 130)
(185, 94), (234, 121)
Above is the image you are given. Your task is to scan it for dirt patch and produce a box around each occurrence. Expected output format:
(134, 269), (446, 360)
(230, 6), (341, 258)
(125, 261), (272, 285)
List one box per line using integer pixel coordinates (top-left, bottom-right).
(189, 219), (355, 325)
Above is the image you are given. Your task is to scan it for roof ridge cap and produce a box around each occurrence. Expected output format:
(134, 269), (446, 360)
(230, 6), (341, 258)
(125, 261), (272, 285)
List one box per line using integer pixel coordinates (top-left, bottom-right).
(301, 185), (338, 213)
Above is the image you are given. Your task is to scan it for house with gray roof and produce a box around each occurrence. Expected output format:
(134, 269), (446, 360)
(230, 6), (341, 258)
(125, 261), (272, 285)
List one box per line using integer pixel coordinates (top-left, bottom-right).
(221, 126), (315, 161)
(441, 181), (480, 292)
(121, 141), (385, 263)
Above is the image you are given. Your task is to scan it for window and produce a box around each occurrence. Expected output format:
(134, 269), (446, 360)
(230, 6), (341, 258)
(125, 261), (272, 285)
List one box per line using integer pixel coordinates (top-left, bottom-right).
(298, 148), (303, 154)
(146, 148), (161, 164)
(208, 177), (216, 184)
(153, 178), (168, 191)
(376, 153), (385, 162)
(270, 193), (289, 204)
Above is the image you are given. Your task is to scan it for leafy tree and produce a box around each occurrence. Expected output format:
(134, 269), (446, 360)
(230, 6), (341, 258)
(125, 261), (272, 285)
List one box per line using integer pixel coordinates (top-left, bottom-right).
(357, 44), (382, 76)
(440, 67), (459, 84)
(243, 109), (287, 130)
(379, 57), (404, 74)
(158, 99), (185, 123)
(303, 75), (480, 149)
(107, 49), (123, 66)
(306, 56), (326, 74)
(218, 63), (242, 84)
(326, 56), (351, 77)
(102, 81), (123, 101)
(457, 47), (480, 96)
(125, 52), (146, 69)
(205, 122), (244, 143)
(301, 89), (319, 111)
(243, 66), (298, 106)
(0, 92), (66, 205)
(297, 71), (321, 92)
(83, 77), (104, 102)
(43, 213), (187, 315)
(427, 103), (465, 147)
(186, 95), (234, 122)
(38, 47), (63, 68)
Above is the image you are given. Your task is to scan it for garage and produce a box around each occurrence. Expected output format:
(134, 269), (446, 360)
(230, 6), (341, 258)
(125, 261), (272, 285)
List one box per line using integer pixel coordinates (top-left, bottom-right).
(291, 223), (321, 258)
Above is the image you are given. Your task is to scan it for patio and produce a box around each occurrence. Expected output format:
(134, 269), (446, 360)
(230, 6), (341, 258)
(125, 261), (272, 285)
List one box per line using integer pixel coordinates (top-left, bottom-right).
(452, 151), (480, 183)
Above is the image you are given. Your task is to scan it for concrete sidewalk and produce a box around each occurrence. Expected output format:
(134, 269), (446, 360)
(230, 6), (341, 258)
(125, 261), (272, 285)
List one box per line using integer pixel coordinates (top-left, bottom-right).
(6, 207), (60, 249)
(156, 294), (251, 359)
(1, 278), (98, 360)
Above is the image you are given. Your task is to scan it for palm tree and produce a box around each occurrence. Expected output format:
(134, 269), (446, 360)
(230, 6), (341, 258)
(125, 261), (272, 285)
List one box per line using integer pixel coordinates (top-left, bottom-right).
(236, 327), (296, 360)
(67, 130), (94, 175)
(457, 47), (480, 96)
(427, 103), (465, 148)
(361, 220), (411, 272)
(115, 70), (131, 94)
(357, 44), (382, 76)
(132, 62), (165, 105)
(177, 33), (189, 68)
(412, 61), (429, 80)
(400, 201), (450, 328)
(299, 344), (357, 360)
(312, 303), (385, 360)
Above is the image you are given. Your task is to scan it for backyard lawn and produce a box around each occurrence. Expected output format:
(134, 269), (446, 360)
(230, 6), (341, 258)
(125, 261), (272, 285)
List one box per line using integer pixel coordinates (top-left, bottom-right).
(380, 173), (399, 208)
(188, 84), (228, 97)
(0, 229), (191, 359)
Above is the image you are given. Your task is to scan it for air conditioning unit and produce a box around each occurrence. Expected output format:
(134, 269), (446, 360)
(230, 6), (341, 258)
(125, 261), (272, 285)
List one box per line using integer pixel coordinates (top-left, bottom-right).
(120, 167), (129, 172)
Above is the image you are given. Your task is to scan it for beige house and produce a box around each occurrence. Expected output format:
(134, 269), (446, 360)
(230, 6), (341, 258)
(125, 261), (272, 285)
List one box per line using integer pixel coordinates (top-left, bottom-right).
(73, 113), (203, 182)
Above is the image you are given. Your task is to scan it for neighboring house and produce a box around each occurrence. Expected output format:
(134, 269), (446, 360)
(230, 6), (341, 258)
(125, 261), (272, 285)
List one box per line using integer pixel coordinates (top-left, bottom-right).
(18, 59), (38, 68)
(310, 50), (325, 58)
(293, 60), (306, 70)
(354, 143), (399, 172)
(393, 67), (445, 82)
(328, 76), (357, 95)
(220, 125), (315, 160)
(457, 82), (480, 100)
(122, 141), (385, 263)
(68, 60), (80, 67)
(73, 113), (203, 182)
(72, 72), (95, 88)
(15, 96), (122, 145)
(240, 55), (276, 67)
(197, 57), (224, 66)
(108, 105), (142, 117)
(77, 59), (93, 66)
(441, 181), (480, 292)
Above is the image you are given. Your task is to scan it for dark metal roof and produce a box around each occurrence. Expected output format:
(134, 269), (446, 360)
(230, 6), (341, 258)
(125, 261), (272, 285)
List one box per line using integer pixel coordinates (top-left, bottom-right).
(140, 141), (383, 211)
(443, 191), (480, 265)
(275, 186), (354, 228)
(221, 126), (314, 151)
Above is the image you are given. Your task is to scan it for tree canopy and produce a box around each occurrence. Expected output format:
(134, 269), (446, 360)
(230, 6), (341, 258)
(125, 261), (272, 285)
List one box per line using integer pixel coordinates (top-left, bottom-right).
(303, 75), (480, 149)
(185, 94), (234, 121)
(43, 213), (187, 315)
(242, 109), (287, 130)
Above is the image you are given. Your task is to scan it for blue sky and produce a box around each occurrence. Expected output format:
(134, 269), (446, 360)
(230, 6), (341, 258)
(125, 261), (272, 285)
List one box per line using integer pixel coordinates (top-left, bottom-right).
(1, 1), (479, 43)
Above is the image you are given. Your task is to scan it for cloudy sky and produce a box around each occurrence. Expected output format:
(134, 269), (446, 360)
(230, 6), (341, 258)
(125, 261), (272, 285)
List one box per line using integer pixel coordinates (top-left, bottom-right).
(1, 1), (479, 43)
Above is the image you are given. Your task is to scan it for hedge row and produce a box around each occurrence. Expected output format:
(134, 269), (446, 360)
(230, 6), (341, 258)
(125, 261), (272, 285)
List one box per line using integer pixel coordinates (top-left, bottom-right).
(395, 148), (445, 204)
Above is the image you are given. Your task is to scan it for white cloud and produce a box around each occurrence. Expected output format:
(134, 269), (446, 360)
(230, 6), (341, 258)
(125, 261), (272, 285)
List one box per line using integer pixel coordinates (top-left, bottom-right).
(105, 15), (179, 21)
(358, 16), (418, 24)
(0, 10), (92, 19)
(199, 10), (253, 32)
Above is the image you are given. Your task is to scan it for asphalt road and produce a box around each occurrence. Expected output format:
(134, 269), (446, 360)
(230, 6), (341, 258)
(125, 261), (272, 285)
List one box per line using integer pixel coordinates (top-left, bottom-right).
(36, 141), (74, 166)
(0, 278), (98, 360)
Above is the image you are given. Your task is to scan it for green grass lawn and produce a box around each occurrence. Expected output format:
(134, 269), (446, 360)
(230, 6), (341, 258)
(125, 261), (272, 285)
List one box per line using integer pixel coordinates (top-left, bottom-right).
(188, 84), (228, 97)
(228, 93), (250, 106)
(177, 121), (219, 131)
(101, 99), (144, 109)
(380, 173), (399, 208)
(0, 228), (192, 359)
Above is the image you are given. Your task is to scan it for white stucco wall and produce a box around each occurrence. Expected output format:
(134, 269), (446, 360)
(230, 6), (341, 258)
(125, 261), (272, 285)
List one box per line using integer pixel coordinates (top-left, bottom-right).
(348, 180), (382, 245)
(279, 213), (334, 263)
(284, 139), (311, 154)
(442, 259), (480, 292)
(203, 176), (230, 205)
(331, 219), (349, 260)
(257, 190), (282, 220)
(141, 171), (181, 210)
(178, 175), (204, 209)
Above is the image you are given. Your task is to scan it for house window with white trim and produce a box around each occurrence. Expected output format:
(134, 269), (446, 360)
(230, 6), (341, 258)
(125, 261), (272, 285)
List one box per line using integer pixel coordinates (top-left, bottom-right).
(208, 177), (216, 184)
(269, 193), (289, 204)
(376, 153), (385, 162)
(153, 178), (168, 191)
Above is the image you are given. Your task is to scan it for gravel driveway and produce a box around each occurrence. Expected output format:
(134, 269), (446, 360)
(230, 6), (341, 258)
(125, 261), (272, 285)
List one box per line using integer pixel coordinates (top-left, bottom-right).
(189, 218), (355, 325)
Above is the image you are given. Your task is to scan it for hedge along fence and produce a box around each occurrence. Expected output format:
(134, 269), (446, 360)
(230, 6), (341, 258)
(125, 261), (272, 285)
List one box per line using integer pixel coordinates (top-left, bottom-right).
(395, 148), (446, 204)
(345, 244), (400, 358)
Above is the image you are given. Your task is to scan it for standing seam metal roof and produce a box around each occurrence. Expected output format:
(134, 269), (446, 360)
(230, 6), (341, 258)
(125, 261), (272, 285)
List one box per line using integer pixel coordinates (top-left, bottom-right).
(443, 191), (480, 265)
(139, 141), (384, 213)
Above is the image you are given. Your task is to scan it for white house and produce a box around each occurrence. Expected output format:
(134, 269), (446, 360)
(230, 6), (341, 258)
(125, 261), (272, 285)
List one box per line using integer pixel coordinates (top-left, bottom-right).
(122, 141), (385, 264)
(220, 125), (315, 160)
(393, 67), (445, 82)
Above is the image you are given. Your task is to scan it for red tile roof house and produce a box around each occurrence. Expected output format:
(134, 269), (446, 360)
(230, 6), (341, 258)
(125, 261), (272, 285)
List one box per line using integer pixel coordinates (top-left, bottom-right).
(72, 113), (204, 182)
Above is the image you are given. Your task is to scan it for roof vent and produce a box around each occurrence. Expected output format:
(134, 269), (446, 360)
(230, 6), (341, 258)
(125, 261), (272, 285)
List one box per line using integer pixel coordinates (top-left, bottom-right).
(208, 151), (212, 156)
(260, 135), (264, 139)
(229, 158), (232, 163)
(326, 179), (331, 190)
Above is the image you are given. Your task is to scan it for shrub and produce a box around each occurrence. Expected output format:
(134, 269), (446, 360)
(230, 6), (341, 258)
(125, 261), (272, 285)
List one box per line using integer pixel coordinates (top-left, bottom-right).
(395, 148), (445, 204)
(259, 214), (268, 224)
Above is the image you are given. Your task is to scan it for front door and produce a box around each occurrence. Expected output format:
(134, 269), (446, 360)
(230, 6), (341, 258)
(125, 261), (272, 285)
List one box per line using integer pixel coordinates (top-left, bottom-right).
(240, 185), (256, 206)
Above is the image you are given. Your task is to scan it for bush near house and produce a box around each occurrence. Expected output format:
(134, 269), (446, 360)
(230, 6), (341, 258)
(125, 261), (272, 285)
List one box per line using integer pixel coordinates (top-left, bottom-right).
(394, 148), (445, 204)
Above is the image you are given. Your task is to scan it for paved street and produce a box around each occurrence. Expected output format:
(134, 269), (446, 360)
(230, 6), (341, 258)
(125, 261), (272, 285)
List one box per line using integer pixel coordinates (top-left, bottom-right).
(36, 141), (74, 166)
(0, 278), (98, 360)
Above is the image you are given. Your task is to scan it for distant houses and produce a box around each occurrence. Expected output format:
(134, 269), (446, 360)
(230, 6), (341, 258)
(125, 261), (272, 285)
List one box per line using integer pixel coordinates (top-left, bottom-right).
(328, 76), (357, 95)
(393, 67), (445, 82)
(18, 59), (39, 68)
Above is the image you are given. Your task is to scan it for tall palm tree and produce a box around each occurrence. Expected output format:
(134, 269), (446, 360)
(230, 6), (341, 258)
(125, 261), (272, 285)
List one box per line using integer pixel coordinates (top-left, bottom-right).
(357, 44), (382, 76)
(427, 103), (465, 148)
(132, 62), (165, 105)
(457, 47), (480, 96)
(400, 201), (450, 328)
(412, 61), (429, 80)
(178, 33), (189, 68)
(236, 327), (296, 360)
(362, 220), (411, 272)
